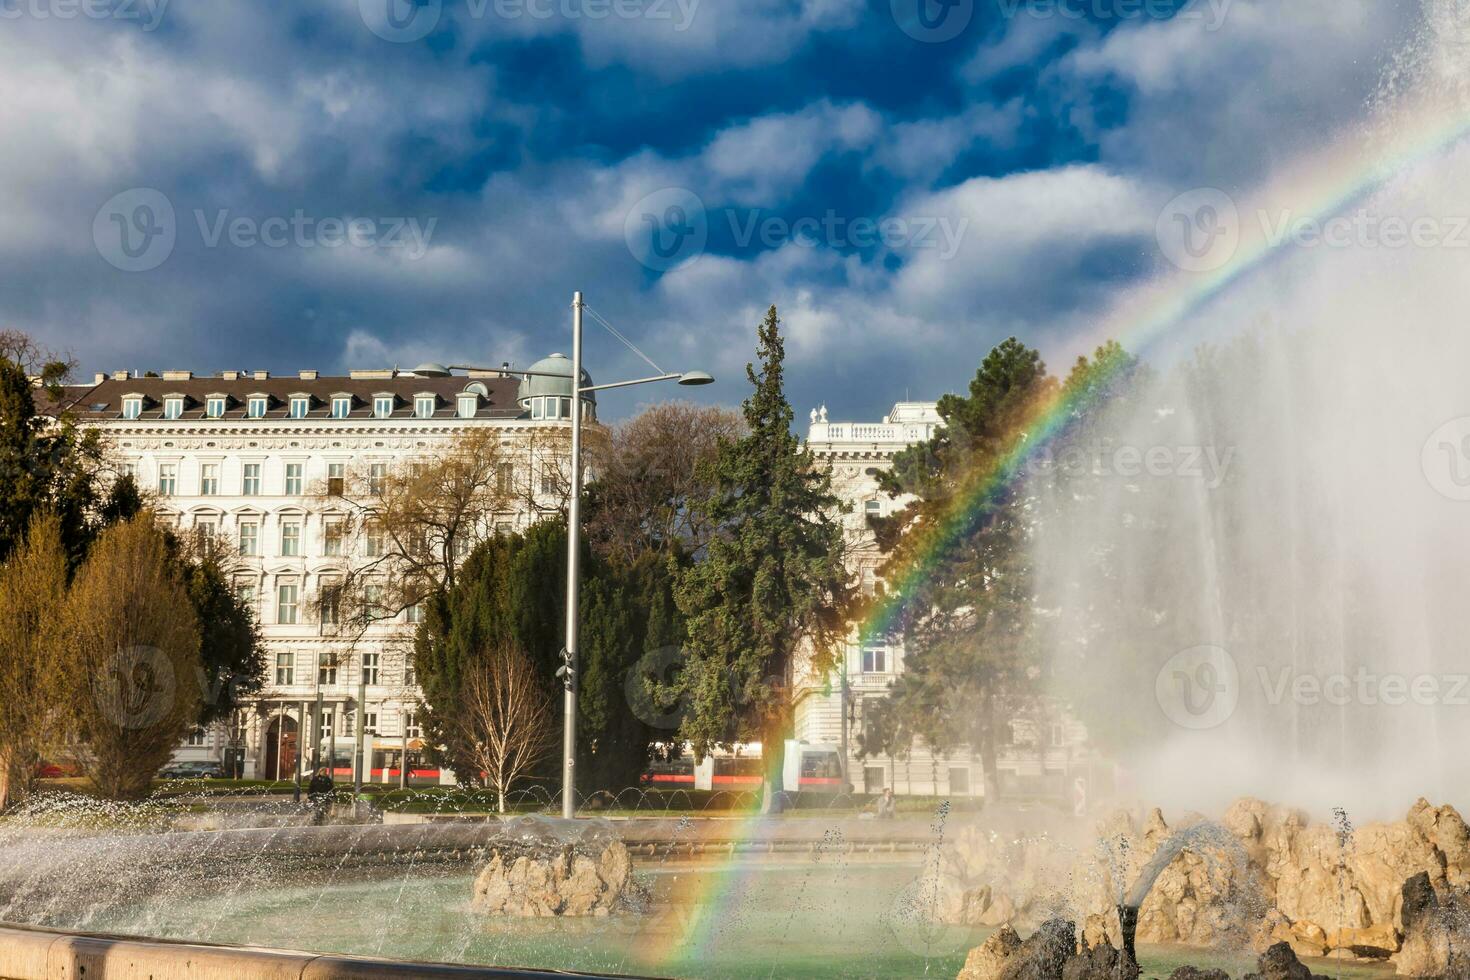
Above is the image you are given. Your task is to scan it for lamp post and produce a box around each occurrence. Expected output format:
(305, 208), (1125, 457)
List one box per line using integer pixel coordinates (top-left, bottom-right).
(415, 290), (713, 819)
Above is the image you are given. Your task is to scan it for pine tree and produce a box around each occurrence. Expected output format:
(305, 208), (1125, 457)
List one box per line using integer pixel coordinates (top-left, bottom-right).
(674, 306), (850, 809)
(872, 338), (1136, 796)
(0, 348), (121, 568)
(413, 520), (670, 794)
(0, 360), (47, 563)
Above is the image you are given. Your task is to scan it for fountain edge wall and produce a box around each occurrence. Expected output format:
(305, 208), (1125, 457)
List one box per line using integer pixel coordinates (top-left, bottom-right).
(0, 922), (644, 980)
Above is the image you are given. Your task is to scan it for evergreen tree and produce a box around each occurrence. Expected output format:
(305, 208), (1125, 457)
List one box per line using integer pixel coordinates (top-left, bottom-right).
(871, 338), (1136, 796)
(673, 306), (850, 809)
(0, 359), (48, 563)
(0, 350), (120, 568)
(413, 521), (670, 794)
(414, 533), (523, 779)
(173, 546), (267, 727)
(0, 513), (68, 810)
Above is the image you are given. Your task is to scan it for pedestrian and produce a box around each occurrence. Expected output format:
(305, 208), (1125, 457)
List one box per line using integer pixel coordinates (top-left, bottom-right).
(877, 786), (896, 819)
(307, 766), (334, 825)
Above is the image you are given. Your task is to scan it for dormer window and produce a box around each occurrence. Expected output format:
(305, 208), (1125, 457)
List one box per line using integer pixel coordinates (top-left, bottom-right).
(206, 396), (227, 419)
(122, 396), (143, 420)
(289, 395), (311, 419)
(247, 395), (268, 419)
(163, 396), (184, 420)
(331, 395), (352, 419)
(415, 395), (436, 419)
(457, 394), (478, 419)
(374, 395), (395, 419)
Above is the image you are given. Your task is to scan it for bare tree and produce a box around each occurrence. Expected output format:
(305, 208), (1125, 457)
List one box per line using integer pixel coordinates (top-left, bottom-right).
(508, 424), (589, 518)
(60, 512), (202, 799)
(0, 513), (67, 810)
(324, 427), (519, 633)
(285, 427), (531, 746)
(0, 329), (74, 382)
(587, 401), (745, 563)
(454, 641), (555, 813)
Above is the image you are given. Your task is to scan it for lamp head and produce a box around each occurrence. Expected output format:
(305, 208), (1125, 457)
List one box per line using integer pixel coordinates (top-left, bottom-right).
(677, 371), (715, 387)
(412, 363), (452, 378)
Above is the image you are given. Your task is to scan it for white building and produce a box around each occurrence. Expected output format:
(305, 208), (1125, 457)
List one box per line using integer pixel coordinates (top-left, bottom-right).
(51, 355), (590, 783)
(794, 401), (1100, 800)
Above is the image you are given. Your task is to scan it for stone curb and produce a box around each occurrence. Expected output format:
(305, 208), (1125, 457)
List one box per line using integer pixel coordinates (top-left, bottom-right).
(0, 923), (655, 980)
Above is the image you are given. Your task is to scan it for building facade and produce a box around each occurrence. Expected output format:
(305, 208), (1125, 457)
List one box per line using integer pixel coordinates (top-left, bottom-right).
(793, 401), (1099, 800)
(52, 356), (589, 783)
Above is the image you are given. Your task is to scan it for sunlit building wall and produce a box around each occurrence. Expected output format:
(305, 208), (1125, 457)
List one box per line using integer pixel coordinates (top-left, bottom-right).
(52, 357), (586, 782)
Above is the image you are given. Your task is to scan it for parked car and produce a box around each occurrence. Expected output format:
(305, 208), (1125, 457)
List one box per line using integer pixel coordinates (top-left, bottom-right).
(34, 760), (82, 779)
(158, 761), (226, 779)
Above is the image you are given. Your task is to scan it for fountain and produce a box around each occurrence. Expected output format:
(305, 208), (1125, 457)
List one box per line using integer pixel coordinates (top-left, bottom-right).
(0, 789), (979, 978)
(1028, 0), (1470, 821)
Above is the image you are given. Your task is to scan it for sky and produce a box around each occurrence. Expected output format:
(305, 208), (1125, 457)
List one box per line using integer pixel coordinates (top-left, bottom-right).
(0, 0), (1425, 421)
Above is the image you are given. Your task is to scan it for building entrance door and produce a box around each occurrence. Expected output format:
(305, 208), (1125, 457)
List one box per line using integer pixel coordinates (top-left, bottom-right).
(264, 714), (299, 781)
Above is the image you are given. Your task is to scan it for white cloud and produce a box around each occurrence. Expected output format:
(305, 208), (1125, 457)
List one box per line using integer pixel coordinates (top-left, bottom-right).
(468, 0), (865, 78)
(890, 164), (1155, 315)
(1053, 0), (1413, 182)
(963, 14), (1089, 81)
(703, 101), (882, 205)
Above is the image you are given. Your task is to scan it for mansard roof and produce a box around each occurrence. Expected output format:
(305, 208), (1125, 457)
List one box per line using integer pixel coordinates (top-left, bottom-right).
(42, 372), (523, 421)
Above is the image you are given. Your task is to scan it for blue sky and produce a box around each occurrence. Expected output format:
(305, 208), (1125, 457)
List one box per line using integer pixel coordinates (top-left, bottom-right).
(0, 0), (1421, 420)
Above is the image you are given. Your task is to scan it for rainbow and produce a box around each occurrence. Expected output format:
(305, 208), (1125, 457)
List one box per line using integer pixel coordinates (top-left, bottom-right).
(857, 92), (1470, 646)
(646, 93), (1470, 971)
(644, 808), (770, 973)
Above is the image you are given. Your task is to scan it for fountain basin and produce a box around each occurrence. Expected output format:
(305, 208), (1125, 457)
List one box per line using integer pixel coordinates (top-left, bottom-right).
(0, 818), (976, 979)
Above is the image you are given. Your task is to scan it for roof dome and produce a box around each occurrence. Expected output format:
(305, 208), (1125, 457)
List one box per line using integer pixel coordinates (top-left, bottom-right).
(517, 353), (595, 406)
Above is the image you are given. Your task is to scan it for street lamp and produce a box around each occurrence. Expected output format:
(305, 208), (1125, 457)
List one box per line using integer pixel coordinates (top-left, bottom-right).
(415, 291), (713, 819)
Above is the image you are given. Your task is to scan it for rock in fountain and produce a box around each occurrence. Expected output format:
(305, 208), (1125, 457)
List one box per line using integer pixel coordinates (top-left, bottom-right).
(946, 797), (1470, 971)
(957, 917), (1140, 980)
(1244, 942), (1329, 980)
(956, 929), (1329, 980)
(471, 839), (644, 917)
(1393, 871), (1470, 978)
